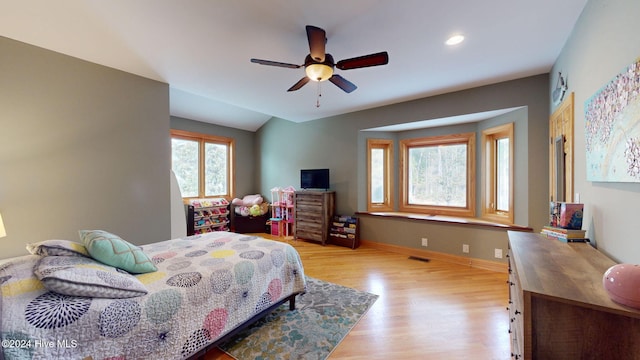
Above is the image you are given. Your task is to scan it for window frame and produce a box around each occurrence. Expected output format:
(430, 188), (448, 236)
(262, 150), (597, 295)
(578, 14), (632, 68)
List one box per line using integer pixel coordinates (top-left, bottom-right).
(399, 132), (476, 217)
(170, 129), (235, 200)
(367, 138), (394, 211)
(481, 122), (514, 224)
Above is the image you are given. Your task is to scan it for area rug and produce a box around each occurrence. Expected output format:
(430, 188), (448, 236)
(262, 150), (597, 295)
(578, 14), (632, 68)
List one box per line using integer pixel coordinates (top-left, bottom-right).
(218, 276), (378, 360)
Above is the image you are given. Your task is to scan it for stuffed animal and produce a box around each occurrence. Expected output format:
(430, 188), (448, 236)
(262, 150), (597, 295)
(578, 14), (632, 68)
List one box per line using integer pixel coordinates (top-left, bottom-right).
(237, 206), (250, 216)
(232, 194), (264, 206)
(233, 194), (270, 216)
(249, 204), (262, 216)
(259, 202), (269, 215)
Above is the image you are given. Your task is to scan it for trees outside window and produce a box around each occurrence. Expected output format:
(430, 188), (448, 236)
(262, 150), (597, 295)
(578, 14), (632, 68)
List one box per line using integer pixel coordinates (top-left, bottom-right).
(367, 139), (394, 211)
(171, 130), (234, 199)
(399, 133), (476, 217)
(481, 123), (514, 223)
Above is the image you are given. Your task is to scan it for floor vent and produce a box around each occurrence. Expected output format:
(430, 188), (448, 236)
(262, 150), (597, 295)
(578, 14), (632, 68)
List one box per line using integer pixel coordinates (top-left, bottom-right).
(408, 256), (430, 262)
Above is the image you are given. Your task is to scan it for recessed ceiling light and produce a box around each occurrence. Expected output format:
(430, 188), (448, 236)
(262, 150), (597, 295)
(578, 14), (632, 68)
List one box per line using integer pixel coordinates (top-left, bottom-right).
(445, 34), (465, 46)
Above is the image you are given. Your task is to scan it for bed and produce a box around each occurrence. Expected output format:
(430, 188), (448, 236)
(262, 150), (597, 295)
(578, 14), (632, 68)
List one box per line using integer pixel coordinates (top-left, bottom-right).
(0, 231), (306, 360)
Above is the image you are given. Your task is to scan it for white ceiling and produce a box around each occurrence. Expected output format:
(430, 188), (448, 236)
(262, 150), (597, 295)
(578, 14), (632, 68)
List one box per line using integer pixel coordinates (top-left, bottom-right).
(1, 1), (587, 131)
(362, 107), (526, 132)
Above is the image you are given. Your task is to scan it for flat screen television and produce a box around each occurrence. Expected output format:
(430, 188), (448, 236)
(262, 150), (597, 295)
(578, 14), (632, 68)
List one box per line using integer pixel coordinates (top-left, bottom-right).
(300, 169), (330, 190)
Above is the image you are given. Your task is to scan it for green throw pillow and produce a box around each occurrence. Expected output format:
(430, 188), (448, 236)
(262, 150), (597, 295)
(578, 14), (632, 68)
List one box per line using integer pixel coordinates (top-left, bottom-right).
(79, 230), (157, 274)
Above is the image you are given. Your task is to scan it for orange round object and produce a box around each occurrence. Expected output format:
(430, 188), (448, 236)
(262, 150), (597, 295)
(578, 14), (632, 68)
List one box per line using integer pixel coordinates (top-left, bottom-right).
(603, 264), (640, 309)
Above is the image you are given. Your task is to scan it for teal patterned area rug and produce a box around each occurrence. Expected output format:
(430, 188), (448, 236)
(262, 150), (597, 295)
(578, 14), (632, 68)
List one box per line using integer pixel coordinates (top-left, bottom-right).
(219, 277), (378, 360)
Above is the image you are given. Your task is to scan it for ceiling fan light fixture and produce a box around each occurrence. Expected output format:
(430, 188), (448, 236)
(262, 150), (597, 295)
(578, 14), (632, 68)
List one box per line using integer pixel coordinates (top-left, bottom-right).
(445, 34), (465, 46)
(251, 26), (387, 94)
(305, 63), (334, 82)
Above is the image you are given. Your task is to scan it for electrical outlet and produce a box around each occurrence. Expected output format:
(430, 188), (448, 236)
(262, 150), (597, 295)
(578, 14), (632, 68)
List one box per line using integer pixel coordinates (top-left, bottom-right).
(494, 248), (503, 259)
(462, 244), (469, 253)
(421, 238), (428, 247)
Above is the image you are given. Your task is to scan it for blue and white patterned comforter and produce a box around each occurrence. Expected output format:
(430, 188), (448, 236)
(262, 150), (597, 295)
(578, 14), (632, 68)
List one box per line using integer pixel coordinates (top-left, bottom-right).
(0, 232), (306, 359)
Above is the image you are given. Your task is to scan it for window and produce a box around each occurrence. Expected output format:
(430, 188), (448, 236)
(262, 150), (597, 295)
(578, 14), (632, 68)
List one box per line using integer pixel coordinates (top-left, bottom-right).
(399, 133), (476, 217)
(481, 123), (514, 223)
(367, 139), (394, 211)
(170, 129), (234, 199)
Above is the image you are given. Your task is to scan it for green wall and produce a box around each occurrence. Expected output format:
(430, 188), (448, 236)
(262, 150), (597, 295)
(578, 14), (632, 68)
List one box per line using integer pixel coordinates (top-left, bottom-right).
(368, 107), (529, 225)
(257, 75), (549, 263)
(0, 36), (171, 258)
(551, 0), (640, 263)
(359, 216), (509, 261)
(256, 117), (360, 210)
(170, 116), (257, 198)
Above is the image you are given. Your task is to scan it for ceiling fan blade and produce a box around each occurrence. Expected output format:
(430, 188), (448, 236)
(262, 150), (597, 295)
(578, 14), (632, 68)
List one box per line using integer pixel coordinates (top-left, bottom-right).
(287, 77), (311, 92)
(306, 25), (326, 63)
(251, 58), (301, 69)
(336, 51), (389, 70)
(329, 75), (357, 93)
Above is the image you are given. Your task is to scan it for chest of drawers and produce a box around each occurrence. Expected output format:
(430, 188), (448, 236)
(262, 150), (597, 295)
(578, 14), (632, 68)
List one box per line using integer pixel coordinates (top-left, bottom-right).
(294, 191), (335, 245)
(508, 231), (640, 359)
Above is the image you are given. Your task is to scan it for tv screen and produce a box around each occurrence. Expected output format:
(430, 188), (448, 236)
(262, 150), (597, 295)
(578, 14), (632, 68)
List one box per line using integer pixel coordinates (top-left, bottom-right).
(300, 169), (330, 190)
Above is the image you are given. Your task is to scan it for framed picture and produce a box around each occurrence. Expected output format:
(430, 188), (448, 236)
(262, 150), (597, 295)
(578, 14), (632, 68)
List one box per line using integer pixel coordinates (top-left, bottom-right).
(585, 57), (640, 182)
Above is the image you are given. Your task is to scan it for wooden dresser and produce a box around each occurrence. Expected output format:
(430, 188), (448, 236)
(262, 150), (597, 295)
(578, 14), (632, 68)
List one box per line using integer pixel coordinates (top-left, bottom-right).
(507, 231), (640, 359)
(294, 191), (335, 245)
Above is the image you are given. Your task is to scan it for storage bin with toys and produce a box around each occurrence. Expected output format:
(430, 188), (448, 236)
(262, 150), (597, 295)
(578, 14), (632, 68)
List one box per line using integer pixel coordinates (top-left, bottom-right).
(230, 194), (270, 233)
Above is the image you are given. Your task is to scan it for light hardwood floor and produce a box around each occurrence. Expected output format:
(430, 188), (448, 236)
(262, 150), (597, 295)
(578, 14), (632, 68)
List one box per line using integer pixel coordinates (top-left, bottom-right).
(204, 234), (511, 360)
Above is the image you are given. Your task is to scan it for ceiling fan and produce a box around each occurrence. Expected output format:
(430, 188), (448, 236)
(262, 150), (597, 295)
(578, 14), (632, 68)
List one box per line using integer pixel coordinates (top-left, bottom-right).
(251, 25), (389, 94)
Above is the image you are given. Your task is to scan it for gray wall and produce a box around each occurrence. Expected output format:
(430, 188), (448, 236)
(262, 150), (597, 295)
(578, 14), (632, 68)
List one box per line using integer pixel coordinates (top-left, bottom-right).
(0, 36), (171, 259)
(386, 107), (529, 225)
(477, 108), (530, 226)
(13, 0), (633, 265)
(170, 116), (258, 198)
(551, 0), (640, 263)
(257, 75), (549, 262)
(256, 117), (359, 209)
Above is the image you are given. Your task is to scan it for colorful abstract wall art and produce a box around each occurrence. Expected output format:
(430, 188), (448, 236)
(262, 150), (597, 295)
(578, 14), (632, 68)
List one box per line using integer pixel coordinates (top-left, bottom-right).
(585, 58), (640, 182)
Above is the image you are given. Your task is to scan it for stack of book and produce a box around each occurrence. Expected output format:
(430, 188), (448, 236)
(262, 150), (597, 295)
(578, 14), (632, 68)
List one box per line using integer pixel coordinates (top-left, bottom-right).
(541, 226), (589, 243)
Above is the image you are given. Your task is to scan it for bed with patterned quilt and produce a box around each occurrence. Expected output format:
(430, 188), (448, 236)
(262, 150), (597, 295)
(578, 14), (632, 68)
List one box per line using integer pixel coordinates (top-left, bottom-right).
(0, 230), (306, 359)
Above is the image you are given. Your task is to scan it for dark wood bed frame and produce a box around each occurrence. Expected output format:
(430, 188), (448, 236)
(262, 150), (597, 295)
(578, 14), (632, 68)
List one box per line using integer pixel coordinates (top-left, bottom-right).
(189, 291), (303, 359)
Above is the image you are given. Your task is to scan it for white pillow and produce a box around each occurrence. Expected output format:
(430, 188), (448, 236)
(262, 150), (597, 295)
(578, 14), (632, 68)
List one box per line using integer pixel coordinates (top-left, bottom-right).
(34, 255), (148, 298)
(27, 239), (89, 257)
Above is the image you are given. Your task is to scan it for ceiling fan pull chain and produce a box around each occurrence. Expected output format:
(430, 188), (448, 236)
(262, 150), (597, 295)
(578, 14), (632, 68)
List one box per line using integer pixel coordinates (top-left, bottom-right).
(316, 81), (322, 108)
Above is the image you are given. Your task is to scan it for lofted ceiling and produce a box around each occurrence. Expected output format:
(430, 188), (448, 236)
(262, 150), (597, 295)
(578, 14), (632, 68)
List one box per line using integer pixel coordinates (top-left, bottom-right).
(1, 1), (587, 131)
